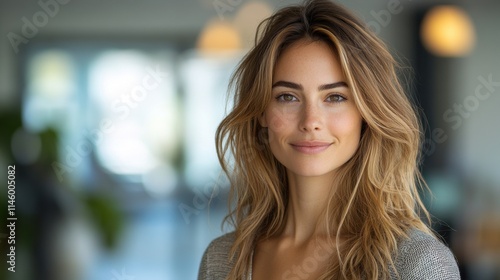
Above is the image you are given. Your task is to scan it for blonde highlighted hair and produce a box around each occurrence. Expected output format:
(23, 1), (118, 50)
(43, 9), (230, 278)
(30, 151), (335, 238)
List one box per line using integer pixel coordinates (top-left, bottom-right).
(215, 0), (432, 279)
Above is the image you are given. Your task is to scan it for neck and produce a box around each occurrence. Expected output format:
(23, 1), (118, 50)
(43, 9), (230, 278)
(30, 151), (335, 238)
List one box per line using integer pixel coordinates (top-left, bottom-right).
(282, 172), (337, 244)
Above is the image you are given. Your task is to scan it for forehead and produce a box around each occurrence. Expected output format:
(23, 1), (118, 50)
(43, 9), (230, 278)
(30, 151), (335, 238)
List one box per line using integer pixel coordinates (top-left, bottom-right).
(273, 39), (345, 84)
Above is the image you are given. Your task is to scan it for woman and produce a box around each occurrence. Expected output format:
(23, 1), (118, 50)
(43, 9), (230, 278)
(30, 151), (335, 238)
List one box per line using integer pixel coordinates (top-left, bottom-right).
(199, 0), (460, 279)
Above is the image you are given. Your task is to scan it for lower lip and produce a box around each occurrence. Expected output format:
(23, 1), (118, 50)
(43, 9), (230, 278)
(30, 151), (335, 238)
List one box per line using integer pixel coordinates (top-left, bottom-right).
(291, 144), (331, 154)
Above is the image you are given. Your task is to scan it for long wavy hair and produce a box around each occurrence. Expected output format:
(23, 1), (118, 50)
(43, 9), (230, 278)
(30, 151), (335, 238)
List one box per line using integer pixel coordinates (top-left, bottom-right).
(215, 0), (432, 279)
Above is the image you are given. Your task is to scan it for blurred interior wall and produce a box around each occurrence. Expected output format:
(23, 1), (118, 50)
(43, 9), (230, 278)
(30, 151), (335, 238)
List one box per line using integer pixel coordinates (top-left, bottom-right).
(1, 0), (499, 279)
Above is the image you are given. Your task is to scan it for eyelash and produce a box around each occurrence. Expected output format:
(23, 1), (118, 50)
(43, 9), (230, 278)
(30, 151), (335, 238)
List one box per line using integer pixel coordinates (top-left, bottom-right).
(275, 93), (347, 103)
(325, 94), (347, 103)
(276, 94), (298, 102)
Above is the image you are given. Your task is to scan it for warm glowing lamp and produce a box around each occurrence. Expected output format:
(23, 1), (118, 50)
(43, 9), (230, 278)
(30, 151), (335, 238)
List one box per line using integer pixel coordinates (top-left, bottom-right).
(233, 1), (273, 49)
(421, 5), (475, 57)
(197, 20), (241, 53)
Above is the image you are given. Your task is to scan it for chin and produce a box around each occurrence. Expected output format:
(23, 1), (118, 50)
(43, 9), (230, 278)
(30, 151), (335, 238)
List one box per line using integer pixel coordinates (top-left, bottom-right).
(286, 164), (340, 178)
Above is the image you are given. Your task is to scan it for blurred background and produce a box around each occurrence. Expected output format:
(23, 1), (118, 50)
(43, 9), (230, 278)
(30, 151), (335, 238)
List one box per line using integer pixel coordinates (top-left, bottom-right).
(0, 0), (499, 279)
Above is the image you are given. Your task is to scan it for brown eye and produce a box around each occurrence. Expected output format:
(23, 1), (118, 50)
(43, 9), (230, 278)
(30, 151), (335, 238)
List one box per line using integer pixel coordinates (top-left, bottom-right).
(276, 94), (298, 102)
(326, 94), (346, 103)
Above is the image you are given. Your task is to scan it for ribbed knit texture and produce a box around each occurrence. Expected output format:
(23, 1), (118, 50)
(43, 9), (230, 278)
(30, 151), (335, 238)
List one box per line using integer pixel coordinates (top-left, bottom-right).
(198, 229), (460, 279)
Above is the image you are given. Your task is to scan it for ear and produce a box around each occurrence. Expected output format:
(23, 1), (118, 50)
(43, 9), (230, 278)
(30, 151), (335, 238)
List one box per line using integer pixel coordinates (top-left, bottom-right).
(258, 112), (268, 127)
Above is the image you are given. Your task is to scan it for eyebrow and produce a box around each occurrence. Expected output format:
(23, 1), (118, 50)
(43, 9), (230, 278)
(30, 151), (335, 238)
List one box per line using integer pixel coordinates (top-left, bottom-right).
(272, 80), (348, 91)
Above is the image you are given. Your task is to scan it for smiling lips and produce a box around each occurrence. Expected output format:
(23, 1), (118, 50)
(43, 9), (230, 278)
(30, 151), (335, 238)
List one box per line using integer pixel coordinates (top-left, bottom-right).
(290, 141), (332, 154)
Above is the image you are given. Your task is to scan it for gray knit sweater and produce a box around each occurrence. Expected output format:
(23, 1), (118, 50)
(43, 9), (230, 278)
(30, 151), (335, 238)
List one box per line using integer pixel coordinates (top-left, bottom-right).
(198, 229), (460, 279)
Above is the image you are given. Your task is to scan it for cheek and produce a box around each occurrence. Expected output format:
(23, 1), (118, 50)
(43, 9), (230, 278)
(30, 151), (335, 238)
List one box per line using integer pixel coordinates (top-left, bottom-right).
(267, 116), (287, 145)
(266, 106), (298, 132)
(327, 111), (363, 139)
(268, 115), (286, 132)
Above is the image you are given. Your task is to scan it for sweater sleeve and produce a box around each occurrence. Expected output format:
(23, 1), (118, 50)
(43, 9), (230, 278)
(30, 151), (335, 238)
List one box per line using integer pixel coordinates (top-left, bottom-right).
(393, 230), (461, 280)
(198, 232), (236, 280)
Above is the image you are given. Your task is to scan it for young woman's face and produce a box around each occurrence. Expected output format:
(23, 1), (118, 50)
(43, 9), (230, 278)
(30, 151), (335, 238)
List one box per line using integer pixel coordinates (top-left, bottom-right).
(259, 39), (363, 178)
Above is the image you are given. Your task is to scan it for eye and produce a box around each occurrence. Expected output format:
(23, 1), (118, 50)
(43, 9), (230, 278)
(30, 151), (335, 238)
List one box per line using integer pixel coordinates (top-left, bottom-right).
(276, 93), (298, 103)
(326, 94), (346, 103)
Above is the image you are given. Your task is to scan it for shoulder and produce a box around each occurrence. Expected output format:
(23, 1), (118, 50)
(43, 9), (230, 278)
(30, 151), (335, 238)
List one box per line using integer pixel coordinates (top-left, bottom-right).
(393, 228), (461, 279)
(198, 232), (236, 280)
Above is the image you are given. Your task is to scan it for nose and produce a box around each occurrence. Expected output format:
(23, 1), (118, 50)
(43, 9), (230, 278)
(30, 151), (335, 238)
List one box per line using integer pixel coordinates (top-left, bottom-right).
(299, 102), (322, 132)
